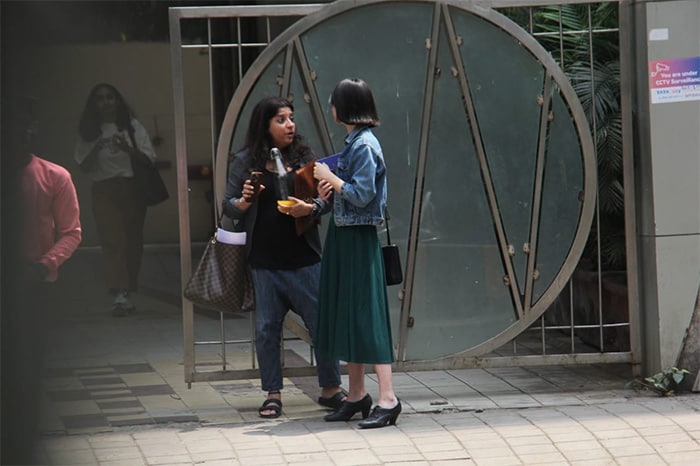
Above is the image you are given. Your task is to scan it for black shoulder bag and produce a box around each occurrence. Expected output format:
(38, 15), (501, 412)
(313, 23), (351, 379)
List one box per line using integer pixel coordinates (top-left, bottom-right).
(382, 207), (403, 286)
(128, 127), (169, 207)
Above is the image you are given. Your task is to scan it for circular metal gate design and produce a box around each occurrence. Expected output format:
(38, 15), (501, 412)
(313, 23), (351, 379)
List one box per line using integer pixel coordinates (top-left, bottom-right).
(215, 0), (596, 362)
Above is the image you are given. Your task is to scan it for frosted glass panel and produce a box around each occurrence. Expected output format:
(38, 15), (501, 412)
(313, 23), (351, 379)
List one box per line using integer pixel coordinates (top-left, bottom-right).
(406, 25), (515, 360)
(452, 9), (545, 293)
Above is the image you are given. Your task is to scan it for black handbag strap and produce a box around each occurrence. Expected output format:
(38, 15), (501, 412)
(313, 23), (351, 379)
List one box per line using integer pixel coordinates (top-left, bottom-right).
(385, 206), (392, 245)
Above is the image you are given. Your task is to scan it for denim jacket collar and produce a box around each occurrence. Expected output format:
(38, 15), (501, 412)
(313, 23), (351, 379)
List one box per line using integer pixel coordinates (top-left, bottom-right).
(344, 125), (370, 145)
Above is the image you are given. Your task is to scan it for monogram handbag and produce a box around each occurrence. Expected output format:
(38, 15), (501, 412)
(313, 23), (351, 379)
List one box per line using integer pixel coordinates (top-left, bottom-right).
(382, 208), (403, 286)
(183, 222), (255, 313)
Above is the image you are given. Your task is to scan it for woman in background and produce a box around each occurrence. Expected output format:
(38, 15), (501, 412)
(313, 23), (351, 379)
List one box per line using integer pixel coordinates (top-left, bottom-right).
(314, 78), (400, 428)
(75, 83), (156, 316)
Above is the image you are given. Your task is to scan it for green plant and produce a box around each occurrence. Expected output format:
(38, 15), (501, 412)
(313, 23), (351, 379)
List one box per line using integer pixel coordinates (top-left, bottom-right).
(626, 367), (691, 396)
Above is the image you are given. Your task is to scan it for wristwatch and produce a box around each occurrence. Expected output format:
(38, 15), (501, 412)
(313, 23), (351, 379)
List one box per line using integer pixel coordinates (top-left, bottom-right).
(310, 202), (320, 217)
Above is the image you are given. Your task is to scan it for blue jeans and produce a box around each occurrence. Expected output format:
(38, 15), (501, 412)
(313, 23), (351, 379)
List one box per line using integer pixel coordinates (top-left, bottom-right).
(251, 264), (341, 392)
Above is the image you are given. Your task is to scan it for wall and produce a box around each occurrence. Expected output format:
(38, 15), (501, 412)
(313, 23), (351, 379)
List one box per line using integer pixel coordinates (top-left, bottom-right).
(10, 42), (216, 246)
(639, 0), (700, 371)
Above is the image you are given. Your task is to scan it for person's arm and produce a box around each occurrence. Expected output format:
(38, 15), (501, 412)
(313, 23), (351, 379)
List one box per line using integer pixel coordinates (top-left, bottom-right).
(39, 171), (82, 281)
(222, 152), (259, 220)
(74, 137), (106, 173)
(314, 180), (334, 216)
(314, 143), (378, 208)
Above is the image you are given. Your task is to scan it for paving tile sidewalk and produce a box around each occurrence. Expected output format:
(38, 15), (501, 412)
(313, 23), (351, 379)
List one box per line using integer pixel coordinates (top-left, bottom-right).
(36, 390), (700, 465)
(32, 247), (700, 465)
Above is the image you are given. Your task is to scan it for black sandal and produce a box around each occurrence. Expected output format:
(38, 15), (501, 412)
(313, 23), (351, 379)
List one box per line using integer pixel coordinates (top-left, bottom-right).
(258, 397), (282, 419)
(318, 389), (348, 410)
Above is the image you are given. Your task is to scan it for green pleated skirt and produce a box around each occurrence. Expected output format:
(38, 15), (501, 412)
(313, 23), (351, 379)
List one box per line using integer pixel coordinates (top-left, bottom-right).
(315, 220), (394, 364)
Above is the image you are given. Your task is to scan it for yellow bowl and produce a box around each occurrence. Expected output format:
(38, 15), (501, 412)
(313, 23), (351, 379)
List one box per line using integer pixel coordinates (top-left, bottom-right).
(277, 200), (296, 207)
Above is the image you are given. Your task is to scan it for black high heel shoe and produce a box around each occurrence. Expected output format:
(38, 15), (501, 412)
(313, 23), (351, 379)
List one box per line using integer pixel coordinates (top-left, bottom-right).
(324, 394), (372, 422)
(357, 399), (401, 429)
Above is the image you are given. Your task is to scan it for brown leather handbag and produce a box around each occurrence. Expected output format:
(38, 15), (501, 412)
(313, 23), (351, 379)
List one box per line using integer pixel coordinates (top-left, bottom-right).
(293, 162), (320, 236)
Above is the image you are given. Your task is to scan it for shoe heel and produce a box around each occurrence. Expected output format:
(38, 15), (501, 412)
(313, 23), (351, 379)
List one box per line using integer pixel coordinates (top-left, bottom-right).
(361, 393), (372, 418)
(389, 413), (399, 425)
(361, 406), (370, 419)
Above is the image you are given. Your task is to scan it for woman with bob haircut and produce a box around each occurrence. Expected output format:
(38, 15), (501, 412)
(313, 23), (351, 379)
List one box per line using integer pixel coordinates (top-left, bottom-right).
(313, 78), (401, 428)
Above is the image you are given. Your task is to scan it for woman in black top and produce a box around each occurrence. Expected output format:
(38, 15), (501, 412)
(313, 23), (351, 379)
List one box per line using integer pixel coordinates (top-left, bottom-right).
(222, 96), (345, 418)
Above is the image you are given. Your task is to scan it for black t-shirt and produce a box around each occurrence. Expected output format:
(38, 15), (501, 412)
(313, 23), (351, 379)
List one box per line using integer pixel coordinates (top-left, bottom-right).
(248, 169), (319, 269)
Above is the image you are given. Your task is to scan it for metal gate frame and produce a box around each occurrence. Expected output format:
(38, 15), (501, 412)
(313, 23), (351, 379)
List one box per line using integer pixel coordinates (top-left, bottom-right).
(169, 0), (641, 384)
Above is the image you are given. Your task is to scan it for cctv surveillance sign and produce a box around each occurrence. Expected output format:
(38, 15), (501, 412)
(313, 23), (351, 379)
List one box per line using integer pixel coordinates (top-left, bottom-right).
(649, 56), (700, 104)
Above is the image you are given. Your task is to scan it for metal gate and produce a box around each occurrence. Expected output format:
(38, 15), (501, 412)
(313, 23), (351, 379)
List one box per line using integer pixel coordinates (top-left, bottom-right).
(169, 0), (640, 384)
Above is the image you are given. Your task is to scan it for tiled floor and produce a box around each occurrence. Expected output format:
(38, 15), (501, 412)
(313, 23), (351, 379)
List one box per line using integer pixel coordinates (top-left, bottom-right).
(42, 363), (197, 433)
(36, 248), (653, 434)
(20, 247), (700, 465)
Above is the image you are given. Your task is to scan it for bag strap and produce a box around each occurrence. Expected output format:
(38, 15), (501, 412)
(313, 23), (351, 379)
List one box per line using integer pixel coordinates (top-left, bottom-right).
(385, 206), (392, 245)
(126, 125), (138, 152)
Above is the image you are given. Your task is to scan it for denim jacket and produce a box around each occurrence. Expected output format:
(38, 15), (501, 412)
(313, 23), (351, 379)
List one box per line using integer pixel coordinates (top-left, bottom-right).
(332, 126), (387, 227)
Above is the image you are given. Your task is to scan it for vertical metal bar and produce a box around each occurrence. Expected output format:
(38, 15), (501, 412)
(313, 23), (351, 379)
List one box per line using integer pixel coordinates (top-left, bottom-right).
(618, 0), (642, 375)
(266, 16), (271, 43)
(169, 8), (195, 383)
(207, 18), (228, 371)
(208, 19), (218, 225)
(220, 312), (226, 370)
(585, 4), (605, 353)
(540, 315), (546, 355)
(558, 6), (565, 67)
(569, 279), (575, 352)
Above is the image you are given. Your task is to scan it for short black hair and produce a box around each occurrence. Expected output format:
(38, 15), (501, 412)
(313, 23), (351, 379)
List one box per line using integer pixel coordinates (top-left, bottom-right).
(330, 78), (380, 127)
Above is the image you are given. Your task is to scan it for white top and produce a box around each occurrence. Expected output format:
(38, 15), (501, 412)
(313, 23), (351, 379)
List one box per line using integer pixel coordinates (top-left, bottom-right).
(74, 118), (156, 182)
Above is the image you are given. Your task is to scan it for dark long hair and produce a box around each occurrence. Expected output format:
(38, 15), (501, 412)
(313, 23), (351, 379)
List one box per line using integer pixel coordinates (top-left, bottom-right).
(330, 78), (380, 127)
(242, 96), (312, 169)
(78, 83), (134, 142)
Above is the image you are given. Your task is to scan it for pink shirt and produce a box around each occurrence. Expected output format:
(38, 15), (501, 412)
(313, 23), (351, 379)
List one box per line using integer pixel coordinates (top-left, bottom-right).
(21, 155), (82, 282)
